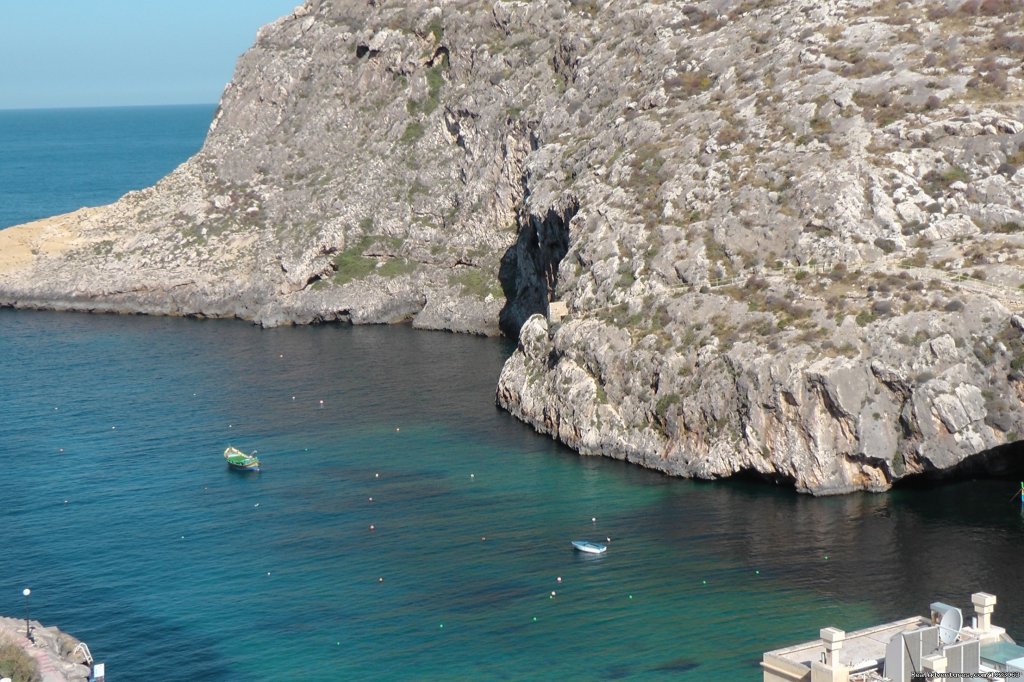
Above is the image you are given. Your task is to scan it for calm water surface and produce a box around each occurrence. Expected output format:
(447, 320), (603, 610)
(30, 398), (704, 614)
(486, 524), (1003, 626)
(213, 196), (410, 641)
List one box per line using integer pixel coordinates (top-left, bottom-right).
(1, 311), (1022, 681)
(1, 106), (1023, 681)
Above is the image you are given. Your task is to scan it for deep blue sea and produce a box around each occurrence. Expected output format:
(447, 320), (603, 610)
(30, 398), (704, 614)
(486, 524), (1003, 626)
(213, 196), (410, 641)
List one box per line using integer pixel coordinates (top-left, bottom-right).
(2, 107), (1024, 681)
(0, 105), (214, 229)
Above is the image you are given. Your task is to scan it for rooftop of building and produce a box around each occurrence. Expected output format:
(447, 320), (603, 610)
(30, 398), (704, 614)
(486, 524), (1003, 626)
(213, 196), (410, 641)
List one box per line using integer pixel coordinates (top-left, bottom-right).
(764, 616), (930, 677)
(762, 592), (1017, 682)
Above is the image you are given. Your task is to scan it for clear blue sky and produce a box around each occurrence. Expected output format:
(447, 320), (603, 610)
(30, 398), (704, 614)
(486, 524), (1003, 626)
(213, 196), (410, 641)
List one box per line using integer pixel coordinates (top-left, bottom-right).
(0, 1), (300, 109)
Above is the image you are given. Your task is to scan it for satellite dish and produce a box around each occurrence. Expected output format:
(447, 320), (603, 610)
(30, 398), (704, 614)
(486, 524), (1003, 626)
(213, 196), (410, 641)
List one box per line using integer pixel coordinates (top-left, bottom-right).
(937, 606), (963, 646)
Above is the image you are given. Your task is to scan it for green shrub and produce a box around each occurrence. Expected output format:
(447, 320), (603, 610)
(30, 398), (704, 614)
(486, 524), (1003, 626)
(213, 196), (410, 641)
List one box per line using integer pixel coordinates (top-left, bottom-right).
(451, 268), (502, 299)
(0, 639), (40, 682)
(331, 248), (376, 285)
(427, 17), (444, 42)
(377, 257), (417, 278)
(400, 122), (425, 145)
(855, 310), (875, 327)
(656, 393), (681, 421)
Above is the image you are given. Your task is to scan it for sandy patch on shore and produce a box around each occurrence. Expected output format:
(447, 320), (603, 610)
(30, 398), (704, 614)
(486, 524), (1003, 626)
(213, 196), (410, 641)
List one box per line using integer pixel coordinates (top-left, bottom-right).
(0, 209), (93, 274)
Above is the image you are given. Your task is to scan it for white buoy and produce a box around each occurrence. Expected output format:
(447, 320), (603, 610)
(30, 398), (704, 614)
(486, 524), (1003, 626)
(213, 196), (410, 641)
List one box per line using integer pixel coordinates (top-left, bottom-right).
(267, 572), (271, 576)
(369, 524), (375, 531)
(591, 517), (596, 523)
(64, 500), (68, 504)
(369, 497), (373, 502)
(375, 473), (380, 479)
(470, 474), (474, 478)
(254, 503), (260, 508)
(556, 576), (562, 583)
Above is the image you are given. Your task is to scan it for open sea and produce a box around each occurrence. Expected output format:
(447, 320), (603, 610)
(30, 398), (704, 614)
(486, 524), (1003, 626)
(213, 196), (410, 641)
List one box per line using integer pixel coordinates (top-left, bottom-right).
(2, 106), (1024, 681)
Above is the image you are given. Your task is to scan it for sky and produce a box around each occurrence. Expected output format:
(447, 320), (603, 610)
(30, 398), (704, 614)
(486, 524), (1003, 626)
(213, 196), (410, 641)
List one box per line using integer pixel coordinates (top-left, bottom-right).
(0, 1), (301, 109)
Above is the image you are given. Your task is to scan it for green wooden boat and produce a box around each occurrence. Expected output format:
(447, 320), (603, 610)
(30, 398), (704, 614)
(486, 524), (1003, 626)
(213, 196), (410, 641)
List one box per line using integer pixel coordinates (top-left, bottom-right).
(224, 446), (261, 472)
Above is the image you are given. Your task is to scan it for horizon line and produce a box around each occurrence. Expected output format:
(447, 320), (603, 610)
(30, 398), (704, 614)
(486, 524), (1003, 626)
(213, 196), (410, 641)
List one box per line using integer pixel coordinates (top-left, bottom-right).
(0, 102), (219, 113)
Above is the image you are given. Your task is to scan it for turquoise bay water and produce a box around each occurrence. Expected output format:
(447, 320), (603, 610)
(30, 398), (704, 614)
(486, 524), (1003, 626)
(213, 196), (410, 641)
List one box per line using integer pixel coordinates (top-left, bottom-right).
(3, 312), (1024, 680)
(2, 106), (1024, 681)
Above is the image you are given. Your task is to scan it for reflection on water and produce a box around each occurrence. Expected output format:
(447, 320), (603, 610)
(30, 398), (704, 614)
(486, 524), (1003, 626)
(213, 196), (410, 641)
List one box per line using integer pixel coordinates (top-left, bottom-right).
(0, 310), (1022, 680)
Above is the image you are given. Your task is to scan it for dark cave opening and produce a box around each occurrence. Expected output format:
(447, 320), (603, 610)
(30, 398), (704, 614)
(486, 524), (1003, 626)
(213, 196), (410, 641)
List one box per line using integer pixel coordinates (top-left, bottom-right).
(895, 440), (1024, 489)
(497, 200), (578, 338)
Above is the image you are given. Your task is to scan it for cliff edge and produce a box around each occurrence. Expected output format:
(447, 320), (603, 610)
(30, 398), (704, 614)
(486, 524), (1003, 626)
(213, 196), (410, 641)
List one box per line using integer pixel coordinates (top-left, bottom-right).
(3, 0), (1024, 493)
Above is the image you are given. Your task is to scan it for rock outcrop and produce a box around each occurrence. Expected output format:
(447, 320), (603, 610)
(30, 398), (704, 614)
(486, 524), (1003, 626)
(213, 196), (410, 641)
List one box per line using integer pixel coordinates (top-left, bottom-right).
(3, 0), (1024, 493)
(0, 616), (93, 682)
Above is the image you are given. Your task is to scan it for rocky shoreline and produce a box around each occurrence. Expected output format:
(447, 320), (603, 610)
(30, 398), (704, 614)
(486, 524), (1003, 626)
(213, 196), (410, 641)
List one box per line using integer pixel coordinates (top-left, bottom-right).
(3, 0), (1024, 493)
(0, 616), (92, 682)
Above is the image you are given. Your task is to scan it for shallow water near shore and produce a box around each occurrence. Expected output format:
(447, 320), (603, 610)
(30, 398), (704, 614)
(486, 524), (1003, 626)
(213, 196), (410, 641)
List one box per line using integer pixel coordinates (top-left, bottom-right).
(1, 310), (1024, 681)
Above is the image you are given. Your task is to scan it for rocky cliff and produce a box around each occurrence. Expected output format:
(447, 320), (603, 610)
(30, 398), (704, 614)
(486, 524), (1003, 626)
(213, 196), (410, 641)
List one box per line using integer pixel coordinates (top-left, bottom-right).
(0, 616), (93, 682)
(3, 0), (1024, 493)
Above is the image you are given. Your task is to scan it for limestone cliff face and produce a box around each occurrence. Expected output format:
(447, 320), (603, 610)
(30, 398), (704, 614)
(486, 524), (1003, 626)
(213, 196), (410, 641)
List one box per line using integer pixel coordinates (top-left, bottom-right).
(3, 0), (1024, 493)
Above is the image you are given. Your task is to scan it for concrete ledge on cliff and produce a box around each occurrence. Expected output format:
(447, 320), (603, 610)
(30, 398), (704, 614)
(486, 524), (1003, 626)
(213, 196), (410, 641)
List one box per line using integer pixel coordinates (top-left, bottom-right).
(0, 616), (93, 682)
